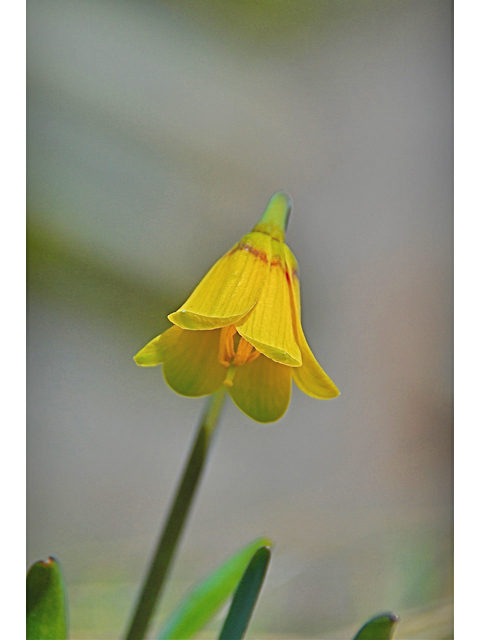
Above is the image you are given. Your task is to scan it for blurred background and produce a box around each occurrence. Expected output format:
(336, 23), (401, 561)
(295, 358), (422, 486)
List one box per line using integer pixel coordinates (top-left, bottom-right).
(26, 1), (453, 638)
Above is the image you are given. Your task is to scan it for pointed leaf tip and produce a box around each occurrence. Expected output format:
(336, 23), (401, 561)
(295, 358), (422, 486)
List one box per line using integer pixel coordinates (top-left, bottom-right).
(218, 546), (271, 640)
(353, 612), (399, 640)
(27, 557), (68, 640)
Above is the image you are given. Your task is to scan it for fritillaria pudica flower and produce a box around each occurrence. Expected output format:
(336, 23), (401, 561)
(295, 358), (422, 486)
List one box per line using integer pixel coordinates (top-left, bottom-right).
(135, 193), (339, 422)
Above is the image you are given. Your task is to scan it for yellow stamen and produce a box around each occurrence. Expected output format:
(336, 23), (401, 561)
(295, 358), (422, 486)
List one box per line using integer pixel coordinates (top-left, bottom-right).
(246, 349), (260, 364)
(219, 325), (259, 371)
(219, 325), (237, 367)
(233, 336), (260, 367)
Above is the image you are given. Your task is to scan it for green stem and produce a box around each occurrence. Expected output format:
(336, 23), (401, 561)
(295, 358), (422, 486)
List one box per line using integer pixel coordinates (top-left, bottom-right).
(124, 387), (228, 640)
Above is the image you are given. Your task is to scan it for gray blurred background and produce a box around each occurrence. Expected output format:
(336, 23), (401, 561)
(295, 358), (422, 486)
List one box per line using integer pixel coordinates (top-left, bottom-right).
(27, 1), (453, 638)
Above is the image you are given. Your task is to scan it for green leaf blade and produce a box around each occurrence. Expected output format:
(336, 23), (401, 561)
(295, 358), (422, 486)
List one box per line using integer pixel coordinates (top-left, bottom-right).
(158, 537), (272, 640)
(353, 612), (399, 640)
(125, 388), (227, 640)
(26, 557), (68, 640)
(218, 546), (271, 640)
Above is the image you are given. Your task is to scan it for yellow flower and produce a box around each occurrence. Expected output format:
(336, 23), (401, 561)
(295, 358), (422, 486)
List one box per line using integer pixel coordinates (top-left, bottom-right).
(135, 193), (339, 422)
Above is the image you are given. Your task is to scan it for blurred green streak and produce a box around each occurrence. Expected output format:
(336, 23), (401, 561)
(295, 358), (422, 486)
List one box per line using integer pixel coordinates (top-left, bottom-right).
(161, 0), (377, 53)
(27, 219), (179, 333)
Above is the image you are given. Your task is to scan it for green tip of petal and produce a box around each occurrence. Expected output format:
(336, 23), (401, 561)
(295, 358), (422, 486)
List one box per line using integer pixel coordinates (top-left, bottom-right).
(254, 192), (292, 241)
(134, 335), (165, 366)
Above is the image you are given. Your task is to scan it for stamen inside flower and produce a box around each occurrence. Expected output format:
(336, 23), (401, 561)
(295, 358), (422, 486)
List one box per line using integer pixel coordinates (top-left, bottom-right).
(218, 324), (237, 367)
(233, 336), (260, 367)
(219, 325), (260, 373)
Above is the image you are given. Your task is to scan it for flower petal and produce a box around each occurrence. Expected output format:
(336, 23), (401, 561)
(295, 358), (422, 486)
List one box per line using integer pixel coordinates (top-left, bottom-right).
(236, 240), (302, 367)
(162, 328), (226, 397)
(134, 326), (183, 366)
(135, 326), (225, 397)
(284, 246), (340, 398)
(228, 354), (292, 423)
(168, 231), (272, 330)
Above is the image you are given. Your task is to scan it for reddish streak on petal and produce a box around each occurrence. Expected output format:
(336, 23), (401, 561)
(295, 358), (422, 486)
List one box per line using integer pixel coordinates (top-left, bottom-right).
(229, 242), (268, 264)
(228, 241), (297, 281)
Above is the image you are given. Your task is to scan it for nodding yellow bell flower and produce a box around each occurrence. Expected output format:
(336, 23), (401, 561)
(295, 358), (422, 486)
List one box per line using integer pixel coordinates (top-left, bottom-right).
(135, 192), (339, 422)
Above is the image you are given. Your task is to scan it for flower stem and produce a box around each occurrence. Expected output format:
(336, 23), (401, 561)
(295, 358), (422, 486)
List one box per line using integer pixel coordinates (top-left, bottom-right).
(124, 387), (228, 640)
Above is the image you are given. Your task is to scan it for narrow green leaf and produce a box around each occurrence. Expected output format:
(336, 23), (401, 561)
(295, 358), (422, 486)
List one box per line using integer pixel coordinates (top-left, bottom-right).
(218, 546), (271, 640)
(353, 612), (399, 640)
(158, 537), (272, 640)
(26, 557), (68, 640)
(125, 387), (227, 640)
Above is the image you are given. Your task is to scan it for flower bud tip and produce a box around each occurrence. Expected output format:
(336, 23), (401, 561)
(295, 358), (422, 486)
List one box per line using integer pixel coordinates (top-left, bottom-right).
(254, 192), (292, 241)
